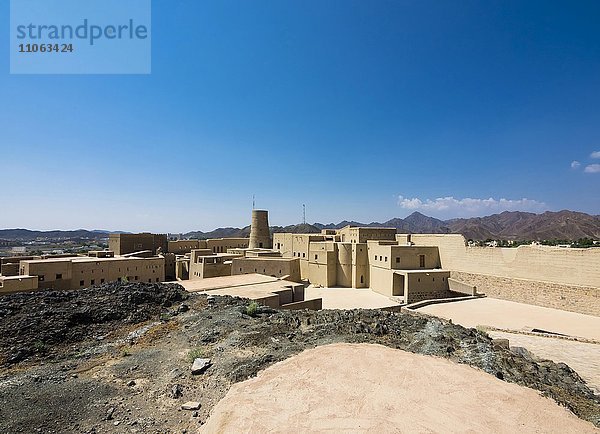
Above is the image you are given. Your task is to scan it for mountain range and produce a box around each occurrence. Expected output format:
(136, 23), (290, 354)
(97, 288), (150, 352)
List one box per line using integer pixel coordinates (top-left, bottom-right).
(315, 210), (600, 240)
(1, 211), (599, 242)
(185, 210), (600, 241)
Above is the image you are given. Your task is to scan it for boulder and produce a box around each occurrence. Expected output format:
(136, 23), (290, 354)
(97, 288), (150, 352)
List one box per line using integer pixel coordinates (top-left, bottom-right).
(191, 358), (211, 375)
(181, 401), (201, 411)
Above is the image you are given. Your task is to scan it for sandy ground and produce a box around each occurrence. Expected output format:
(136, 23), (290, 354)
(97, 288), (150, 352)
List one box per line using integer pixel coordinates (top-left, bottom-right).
(305, 286), (401, 310)
(417, 298), (600, 396)
(202, 343), (598, 433)
(417, 298), (600, 340)
(489, 330), (600, 394)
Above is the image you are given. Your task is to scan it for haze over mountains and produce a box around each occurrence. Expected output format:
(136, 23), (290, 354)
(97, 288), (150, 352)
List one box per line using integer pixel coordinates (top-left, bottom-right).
(3, 210), (598, 242)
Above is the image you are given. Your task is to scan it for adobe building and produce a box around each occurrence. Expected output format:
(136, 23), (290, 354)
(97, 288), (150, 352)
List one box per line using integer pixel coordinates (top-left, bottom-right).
(168, 239), (205, 255)
(109, 233), (168, 255)
(338, 226), (397, 244)
(0, 275), (39, 294)
(1, 256), (37, 277)
(367, 240), (450, 301)
(179, 274), (322, 310)
(206, 238), (249, 253)
(18, 253), (165, 291)
(177, 212), (454, 303)
(232, 256), (301, 282)
(0, 254), (78, 277)
(273, 233), (339, 279)
(274, 225), (459, 303)
(189, 250), (242, 280)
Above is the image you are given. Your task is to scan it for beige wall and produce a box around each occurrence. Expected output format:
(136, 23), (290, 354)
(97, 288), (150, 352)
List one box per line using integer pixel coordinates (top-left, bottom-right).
(352, 243), (369, 288)
(408, 234), (600, 288)
(367, 242), (440, 270)
(338, 227), (396, 243)
(21, 259), (73, 290)
(189, 251), (237, 280)
(72, 257), (165, 287)
(164, 253), (176, 281)
(0, 255), (36, 266)
(109, 233), (168, 255)
(370, 267), (451, 301)
(168, 240), (206, 254)
(448, 278), (477, 296)
(273, 233), (293, 257)
(274, 233), (327, 280)
(20, 256), (165, 290)
(280, 298), (323, 310)
(308, 242), (338, 287)
(452, 271), (600, 317)
(206, 238), (249, 253)
(336, 243), (353, 287)
(1, 263), (20, 277)
(0, 276), (39, 294)
(403, 271), (451, 303)
(369, 266), (395, 296)
(232, 257), (301, 282)
(176, 258), (190, 280)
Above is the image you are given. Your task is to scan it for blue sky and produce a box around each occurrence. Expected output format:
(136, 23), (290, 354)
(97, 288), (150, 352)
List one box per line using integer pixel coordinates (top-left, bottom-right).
(1, 0), (599, 232)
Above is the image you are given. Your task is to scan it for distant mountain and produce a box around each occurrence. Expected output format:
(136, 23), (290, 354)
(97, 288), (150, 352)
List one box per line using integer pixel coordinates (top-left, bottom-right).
(3, 210), (599, 243)
(446, 210), (600, 240)
(0, 229), (110, 242)
(184, 223), (322, 239)
(314, 213), (451, 234)
(300, 210), (599, 240)
(272, 223), (322, 234)
(314, 221), (367, 230)
(184, 226), (250, 240)
(384, 212), (451, 234)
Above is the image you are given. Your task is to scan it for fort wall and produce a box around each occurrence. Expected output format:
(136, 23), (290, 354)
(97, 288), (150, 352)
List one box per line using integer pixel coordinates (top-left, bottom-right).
(408, 234), (600, 288)
(451, 271), (600, 317)
(232, 257), (302, 282)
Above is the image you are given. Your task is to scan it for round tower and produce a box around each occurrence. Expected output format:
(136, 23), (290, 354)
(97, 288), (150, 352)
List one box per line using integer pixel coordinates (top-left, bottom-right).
(249, 210), (272, 249)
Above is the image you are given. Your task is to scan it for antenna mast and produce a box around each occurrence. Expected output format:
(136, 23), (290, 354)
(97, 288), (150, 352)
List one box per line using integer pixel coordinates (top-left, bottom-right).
(303, 204), (306, 225)
(252, 195), (255, 210)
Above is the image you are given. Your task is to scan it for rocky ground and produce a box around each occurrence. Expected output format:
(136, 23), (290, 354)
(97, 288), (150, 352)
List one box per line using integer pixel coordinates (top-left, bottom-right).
(0, 282), (598, 433)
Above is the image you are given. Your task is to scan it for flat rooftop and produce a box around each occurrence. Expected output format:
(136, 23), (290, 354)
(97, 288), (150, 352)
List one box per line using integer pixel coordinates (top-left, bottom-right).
(21, 256), (161, 264)
(305, 286), (401, 310)
(178, 274), (310, 306)
(237, 257), (294, 262)
(0, 275), (37, 280)
(179, 274), (278, 292)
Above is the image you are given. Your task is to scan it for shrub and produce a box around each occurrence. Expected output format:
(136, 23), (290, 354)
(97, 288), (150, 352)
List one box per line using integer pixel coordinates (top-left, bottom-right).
(245, 301), (260, 317)
(188, 347), (204, 363)
(475, 325), (490, 334)
(33, 340), (46, 352)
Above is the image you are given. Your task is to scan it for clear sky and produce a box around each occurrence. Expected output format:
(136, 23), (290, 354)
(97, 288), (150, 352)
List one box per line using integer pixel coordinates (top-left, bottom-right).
(2, 0), (599, 232)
